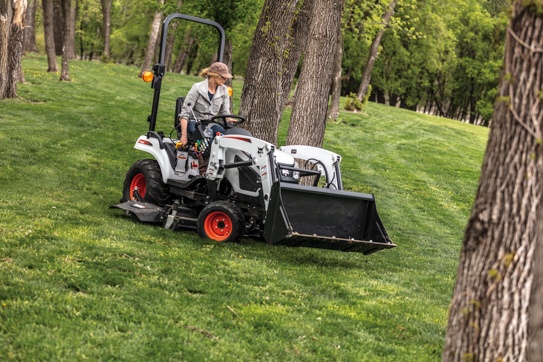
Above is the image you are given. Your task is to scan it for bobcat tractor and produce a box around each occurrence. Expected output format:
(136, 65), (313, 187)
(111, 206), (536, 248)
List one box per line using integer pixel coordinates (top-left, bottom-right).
(112, 14), (396, 255)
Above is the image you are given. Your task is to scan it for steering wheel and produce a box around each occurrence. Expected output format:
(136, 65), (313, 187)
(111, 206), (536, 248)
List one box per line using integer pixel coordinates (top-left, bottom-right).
(210, 115), (246, 129)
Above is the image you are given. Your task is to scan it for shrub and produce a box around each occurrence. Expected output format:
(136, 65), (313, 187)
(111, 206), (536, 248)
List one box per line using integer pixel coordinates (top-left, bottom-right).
(344, 86), (371, 112)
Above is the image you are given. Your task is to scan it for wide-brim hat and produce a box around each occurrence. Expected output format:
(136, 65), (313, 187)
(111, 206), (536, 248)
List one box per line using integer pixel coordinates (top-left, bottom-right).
(209, 62), (233, 79)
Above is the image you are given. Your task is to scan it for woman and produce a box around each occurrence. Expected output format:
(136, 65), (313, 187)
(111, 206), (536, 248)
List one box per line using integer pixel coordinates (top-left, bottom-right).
(178, 62), (232, 146)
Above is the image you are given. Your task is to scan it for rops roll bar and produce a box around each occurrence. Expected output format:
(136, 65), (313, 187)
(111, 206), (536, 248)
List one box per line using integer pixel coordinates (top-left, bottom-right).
(147, 14), (226, 132)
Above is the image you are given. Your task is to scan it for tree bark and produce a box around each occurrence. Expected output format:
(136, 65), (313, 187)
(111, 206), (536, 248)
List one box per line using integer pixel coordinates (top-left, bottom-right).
(139, 0), (164, 77)
(286, 0), (344, 148)
(23, 0), (36, 53)
(327, 27), (343, 120)
(100, 0), (111, 60)
(442, 2), (543, 361)
(67, 0), (76, 59)
(53, 0), (64, 56)
(59, 0), (75, 81)
(238, 0), (310, 145)
(1, 1), (15, 98)
(356, 0), (397, 101)
(278, 0), (314, 112)
(529, 187), (543, 360)
(42, 0), (58, 72)
(0, 0), (27, 99)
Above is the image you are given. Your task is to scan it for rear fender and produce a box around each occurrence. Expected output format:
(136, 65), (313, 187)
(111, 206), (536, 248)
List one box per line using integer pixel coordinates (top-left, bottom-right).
(134, 135), (174, 183)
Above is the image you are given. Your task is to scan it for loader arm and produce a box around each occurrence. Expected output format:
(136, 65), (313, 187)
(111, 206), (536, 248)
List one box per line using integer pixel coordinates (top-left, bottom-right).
(279, 145), (343, 190)
(205, 135), (277, 210)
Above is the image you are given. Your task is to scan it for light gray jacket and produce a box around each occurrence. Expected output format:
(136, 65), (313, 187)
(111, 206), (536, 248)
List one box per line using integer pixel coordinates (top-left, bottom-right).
(179, 79), (230, 121)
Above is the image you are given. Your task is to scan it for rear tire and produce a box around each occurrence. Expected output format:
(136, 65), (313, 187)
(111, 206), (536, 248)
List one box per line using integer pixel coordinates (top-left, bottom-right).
(197, 201), (244, 243)
(122, 159), (171, 206)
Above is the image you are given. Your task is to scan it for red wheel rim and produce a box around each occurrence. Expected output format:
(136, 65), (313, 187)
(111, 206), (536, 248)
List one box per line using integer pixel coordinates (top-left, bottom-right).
(204, 211), (232, 242)
(129, 173), (146, 200)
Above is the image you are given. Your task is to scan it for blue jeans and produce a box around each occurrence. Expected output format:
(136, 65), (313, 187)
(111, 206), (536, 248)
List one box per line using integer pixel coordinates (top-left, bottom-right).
(187, 120), (225, 140)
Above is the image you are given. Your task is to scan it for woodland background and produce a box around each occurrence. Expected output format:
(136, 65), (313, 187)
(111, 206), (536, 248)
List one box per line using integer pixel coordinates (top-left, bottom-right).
(4, 0), (543, 360)
(20, 0), (508, 126)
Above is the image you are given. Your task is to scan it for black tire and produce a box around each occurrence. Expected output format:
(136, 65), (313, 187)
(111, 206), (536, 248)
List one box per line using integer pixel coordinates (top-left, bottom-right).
(197, 201), (245, 243)
(122, 159), (172, 206)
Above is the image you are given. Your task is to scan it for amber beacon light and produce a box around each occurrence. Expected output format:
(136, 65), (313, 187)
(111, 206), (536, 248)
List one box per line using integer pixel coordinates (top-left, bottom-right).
(142, 71), (154, 83)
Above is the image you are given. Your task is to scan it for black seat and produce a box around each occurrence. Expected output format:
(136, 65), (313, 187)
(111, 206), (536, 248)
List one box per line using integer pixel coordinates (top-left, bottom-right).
(174, 97), (184, 138)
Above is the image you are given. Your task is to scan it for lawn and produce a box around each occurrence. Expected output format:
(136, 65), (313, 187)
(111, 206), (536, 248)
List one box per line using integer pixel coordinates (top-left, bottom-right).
(0, 54), (489, 361)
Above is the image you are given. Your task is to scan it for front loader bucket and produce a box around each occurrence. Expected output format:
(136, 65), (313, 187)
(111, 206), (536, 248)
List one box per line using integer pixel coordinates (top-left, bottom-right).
(263, 182), (396, 254)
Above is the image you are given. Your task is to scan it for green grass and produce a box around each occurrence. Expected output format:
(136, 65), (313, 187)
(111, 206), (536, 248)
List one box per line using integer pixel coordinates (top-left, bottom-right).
(0, 54), (488, 361)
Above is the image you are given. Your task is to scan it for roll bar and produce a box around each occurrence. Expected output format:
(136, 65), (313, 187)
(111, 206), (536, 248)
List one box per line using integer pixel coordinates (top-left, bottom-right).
(147, 14), (226, 132)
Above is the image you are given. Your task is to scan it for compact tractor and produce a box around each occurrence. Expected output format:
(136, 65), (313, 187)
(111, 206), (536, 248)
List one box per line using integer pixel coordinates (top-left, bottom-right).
(113, 14), (396, 255)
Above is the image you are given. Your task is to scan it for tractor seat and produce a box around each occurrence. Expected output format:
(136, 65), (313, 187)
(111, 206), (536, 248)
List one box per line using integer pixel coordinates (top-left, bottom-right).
(174, 96), (185, 139)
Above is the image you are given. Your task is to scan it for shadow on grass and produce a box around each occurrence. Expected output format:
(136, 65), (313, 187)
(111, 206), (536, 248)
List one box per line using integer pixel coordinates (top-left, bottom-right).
(112, 209), (371, 270)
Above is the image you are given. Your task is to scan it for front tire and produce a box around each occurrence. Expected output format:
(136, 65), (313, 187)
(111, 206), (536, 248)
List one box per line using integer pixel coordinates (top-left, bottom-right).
(197, 201), (245, 243)
(122, 159), (171, 206)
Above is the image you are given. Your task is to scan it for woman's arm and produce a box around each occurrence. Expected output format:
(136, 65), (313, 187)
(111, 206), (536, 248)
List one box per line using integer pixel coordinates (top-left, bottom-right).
(218, 86), (231, 116)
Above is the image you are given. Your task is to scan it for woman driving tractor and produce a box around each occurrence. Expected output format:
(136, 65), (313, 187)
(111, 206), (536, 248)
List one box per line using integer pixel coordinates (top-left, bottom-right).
(178, 61), (233, 147)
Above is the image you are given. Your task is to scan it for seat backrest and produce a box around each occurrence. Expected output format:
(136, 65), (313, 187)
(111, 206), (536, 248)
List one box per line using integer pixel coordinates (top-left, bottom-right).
(174, 97), (185, 134)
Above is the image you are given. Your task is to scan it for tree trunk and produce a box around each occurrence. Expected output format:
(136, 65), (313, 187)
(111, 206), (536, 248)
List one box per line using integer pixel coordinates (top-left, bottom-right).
(59, 0), (75, 81)
(67, 0), (75, 59)
(278, 0), (314, 113)
(529, 203), (543, 360)
(12, 0), (25, 85)
(78, 17), (84, 60)
(172, 34), (194, 73)
(327, 27), (343, 120)
(53, 0), (64, 56)
(185, 40), (199, 75)
(238, 0), (309, 145)
(100, 0), (111, 60)
(1, 1), (12, 97)
(442, 2), (543, 361)
(286, 0), (344, 148)
(42, 0), (57, 72)
(224, 39), (234, 112)
(139, 0), (164, 77)
(356, 0), (397, 101)
(164, 22), (177, 71)
(0, 0), (27, 99)
(23, 0), (36, 53)
(163, 0), (182, 71)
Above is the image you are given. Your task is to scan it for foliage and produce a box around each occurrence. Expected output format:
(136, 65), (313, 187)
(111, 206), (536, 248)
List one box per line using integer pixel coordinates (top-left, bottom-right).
(1, 55), (489, 360)
(26, 0), (510, 125)
(366, 0), (507, 124)
(344, 89), (370, 112)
